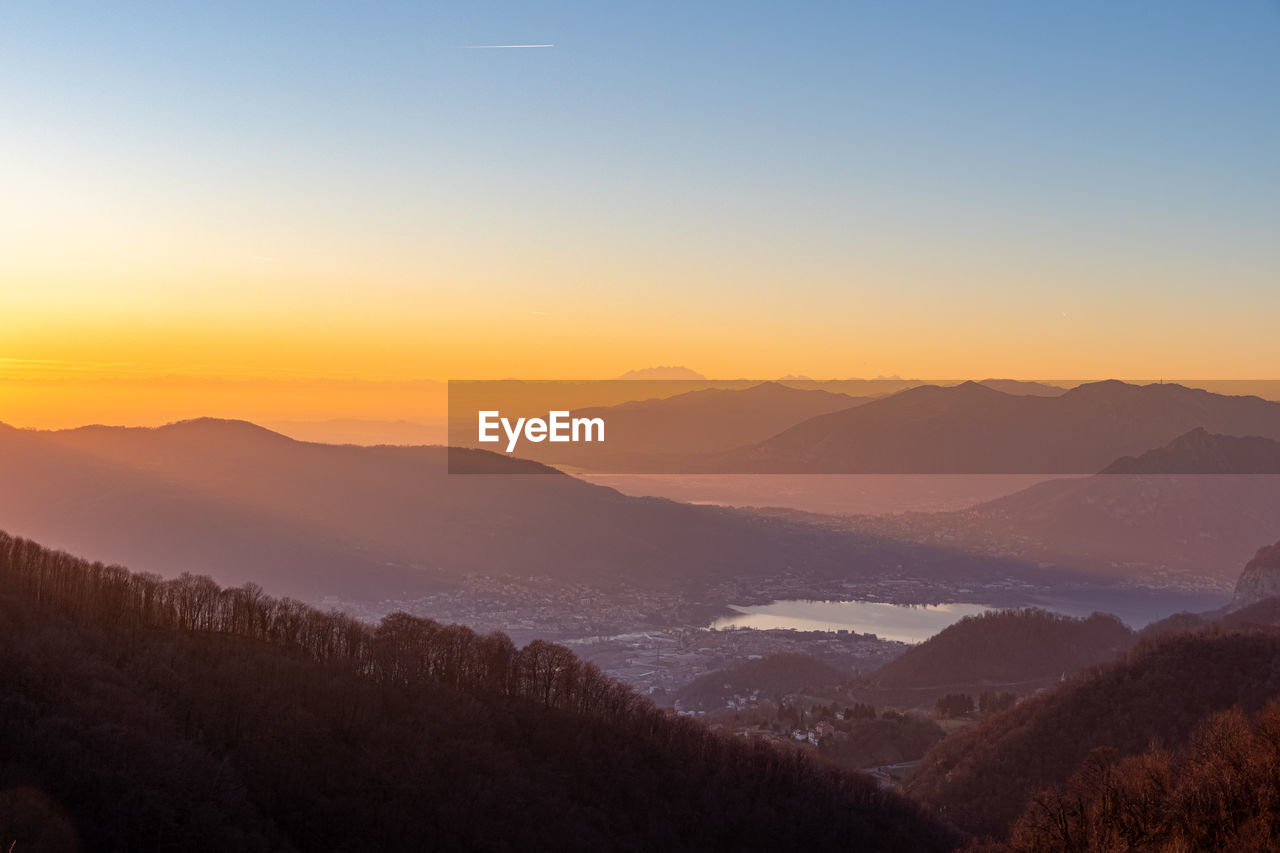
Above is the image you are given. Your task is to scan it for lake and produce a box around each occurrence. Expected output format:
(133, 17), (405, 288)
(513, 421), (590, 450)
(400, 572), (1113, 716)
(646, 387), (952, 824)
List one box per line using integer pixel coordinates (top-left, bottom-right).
(707, 588), (1231, 644)
(708, 600), (994, 644)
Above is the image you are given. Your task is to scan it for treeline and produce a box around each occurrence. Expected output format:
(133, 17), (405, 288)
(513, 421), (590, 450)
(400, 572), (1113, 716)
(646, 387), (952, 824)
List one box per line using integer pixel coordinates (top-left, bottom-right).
(873, 608), (1132, 691)
(908, 626), (1280, 839)
(0, 533), (644, 722)
(0, 531), (962, 852)
(991, 701), (1280, 852)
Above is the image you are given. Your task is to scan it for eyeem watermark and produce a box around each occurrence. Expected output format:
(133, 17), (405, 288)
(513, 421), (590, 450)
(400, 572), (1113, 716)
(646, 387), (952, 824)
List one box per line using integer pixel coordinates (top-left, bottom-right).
(478, 410), (605, 453)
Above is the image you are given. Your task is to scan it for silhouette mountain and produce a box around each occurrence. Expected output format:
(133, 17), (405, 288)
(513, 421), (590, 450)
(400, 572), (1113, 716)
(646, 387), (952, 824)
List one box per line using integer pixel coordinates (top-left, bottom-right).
(265, 417), (447, 446)
(0, 418), (1038, 603)
(517, 381), (871, 470)
(1101, 427), (1280, 474)
(0, 420), (803, 599)
(616, 366), (705, 380)
(977, 379), (1066, 396)
(696, 380), (1280, 473)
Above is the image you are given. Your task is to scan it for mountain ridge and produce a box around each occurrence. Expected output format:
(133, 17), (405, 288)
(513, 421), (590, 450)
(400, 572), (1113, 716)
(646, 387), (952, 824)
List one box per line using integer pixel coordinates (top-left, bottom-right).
(1101, 427), (1280, 474)
(511, 381), (872, 468)
(693, 380), (1280, 474)
(0, 417), (1049, 602)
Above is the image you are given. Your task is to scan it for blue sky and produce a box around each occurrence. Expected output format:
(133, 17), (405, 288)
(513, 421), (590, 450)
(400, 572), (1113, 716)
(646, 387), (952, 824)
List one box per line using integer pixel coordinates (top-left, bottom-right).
(2, 1), (1278, 379)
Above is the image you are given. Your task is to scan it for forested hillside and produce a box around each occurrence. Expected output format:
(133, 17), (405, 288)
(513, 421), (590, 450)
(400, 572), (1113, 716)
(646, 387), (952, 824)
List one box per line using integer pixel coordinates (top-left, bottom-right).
(908, 627), (1280, 839)
(985, 701), (1280, 852)
(871, 608), (1132, 691)
(0, 530), (960, 852)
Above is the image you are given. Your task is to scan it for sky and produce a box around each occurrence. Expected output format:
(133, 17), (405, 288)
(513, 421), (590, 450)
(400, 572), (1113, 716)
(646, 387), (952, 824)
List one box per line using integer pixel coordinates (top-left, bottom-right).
(2, 0), (1279, 418)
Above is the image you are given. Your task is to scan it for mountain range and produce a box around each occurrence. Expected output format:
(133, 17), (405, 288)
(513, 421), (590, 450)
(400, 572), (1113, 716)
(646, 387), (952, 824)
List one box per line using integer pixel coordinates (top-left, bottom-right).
(449, 379), (1074, 474)
(513, 381), (872, 469)
(616, 365), (706, 380)
(693, 380), (1280, 473)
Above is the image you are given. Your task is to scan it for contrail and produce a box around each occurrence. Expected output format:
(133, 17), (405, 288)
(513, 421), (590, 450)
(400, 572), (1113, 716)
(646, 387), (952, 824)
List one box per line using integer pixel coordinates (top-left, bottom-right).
(464, 44), (554, 49)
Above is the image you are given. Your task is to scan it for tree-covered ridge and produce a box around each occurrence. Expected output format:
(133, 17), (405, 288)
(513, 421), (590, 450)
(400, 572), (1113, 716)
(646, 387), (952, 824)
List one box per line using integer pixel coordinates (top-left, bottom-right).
(907, 626), (1280, 839)
(986, 700), (1280, 852)
(872, 608), (1132, 690)
(0, 531), (960, 852)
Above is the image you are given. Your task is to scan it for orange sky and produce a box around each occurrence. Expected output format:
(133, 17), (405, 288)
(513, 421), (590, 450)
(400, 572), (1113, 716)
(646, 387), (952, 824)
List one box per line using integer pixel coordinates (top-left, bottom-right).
(4, 264), (1278, 428)
(3, 278), (1275, 383)
(3, 283), (1279, 428)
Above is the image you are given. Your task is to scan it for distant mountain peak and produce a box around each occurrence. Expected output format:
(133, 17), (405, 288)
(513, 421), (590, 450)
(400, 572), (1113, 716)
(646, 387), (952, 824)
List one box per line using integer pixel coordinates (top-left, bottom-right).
(742, 380), (804, 394)
(1067, 379), (1206, 400)
(62, 418), (301, 448)
(616, 366), (706, 380)
(158, 417), (291, 438)
(1064, 379), (1138, 397)
(732, 380), (851, 400)
(901, 380), (1006, 399)
(978, 379), (1067, 397)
